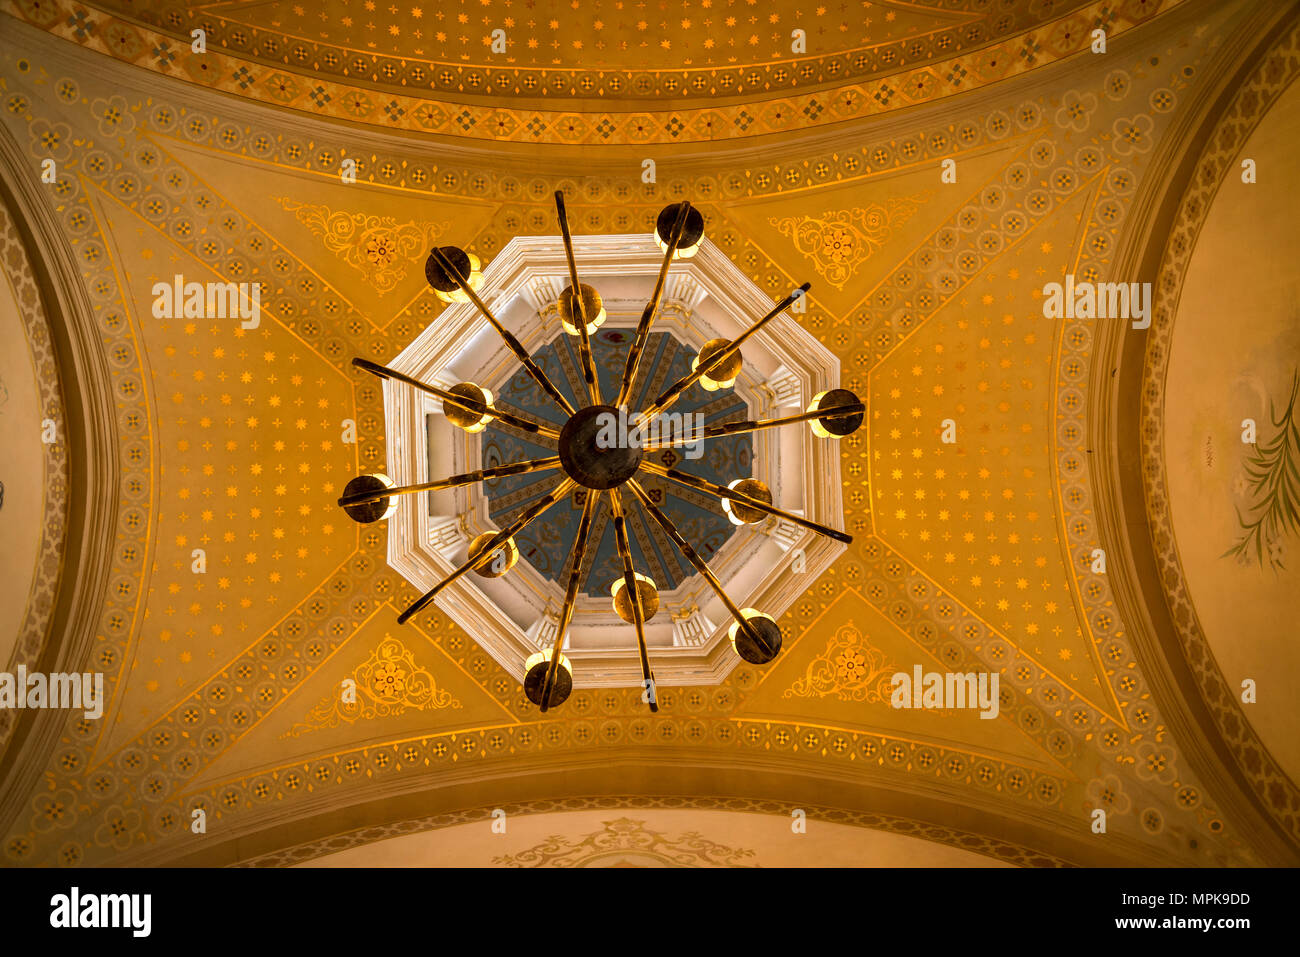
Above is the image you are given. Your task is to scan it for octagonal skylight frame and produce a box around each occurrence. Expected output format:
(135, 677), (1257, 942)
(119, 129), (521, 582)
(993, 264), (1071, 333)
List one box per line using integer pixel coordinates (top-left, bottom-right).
(381, 234), (846, 688)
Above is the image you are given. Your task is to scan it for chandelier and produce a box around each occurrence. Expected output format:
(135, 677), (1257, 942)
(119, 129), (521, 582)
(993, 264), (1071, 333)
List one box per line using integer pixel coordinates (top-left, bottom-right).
(338, 193), (863, 712)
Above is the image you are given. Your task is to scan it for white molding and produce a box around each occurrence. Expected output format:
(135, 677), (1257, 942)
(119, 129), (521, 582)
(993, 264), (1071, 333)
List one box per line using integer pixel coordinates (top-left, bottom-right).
(766, 363), (805, 409)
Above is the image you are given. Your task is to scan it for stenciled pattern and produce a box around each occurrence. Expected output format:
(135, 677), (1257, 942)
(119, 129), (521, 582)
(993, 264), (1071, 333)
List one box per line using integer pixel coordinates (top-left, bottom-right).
(275, 197), (445, 295)
(285, 635), (460, 738)
(71, 0), (1097, 100)
(1, 0), (1185, 145)
(769, 194), (932, 289)
(784, 620), (896, 703)
(494, 816), (757, 868)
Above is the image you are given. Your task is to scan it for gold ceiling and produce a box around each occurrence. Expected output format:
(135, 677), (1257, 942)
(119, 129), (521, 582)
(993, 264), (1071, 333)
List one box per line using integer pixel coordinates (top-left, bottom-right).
(72, 0), (1094, 84)
(0, 0), (1297, 867)
(7, 0), (1172, 142)
(97, 0), (995, 71)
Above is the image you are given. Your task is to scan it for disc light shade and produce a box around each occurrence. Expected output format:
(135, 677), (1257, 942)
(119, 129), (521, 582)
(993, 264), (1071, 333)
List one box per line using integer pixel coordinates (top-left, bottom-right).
(807, 388), (864, 438)
(467, 532), (519, 578)
(558, 283), (607, 336)
(611, 572), (660, 623)
(524, 647), (574, 707)
(721, 478), (772, 525)
(728, 609), (783, 664)
(691, 338), (742, 391)
(444, 382), (494, 433)
(655, 202), (705, 259)
(340, 473), (398, 524)
(425, 246), (484, 303)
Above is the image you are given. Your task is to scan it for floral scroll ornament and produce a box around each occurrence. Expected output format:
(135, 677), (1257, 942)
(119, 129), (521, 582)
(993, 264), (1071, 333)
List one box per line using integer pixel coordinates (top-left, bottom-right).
(494, 818), (757, 867)
(275, 197), (444, 295)
(284, 635), (459, 737)
(768, 192), (930, 290)
(783, 621), (895, 703)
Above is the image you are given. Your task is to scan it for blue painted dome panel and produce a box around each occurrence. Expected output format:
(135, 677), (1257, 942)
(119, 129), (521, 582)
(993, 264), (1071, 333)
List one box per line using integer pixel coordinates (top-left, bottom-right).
(480, 329), (752, 597)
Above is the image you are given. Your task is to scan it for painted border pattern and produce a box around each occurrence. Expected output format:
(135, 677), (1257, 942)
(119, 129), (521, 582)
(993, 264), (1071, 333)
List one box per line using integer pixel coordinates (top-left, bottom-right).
(1139, 18), (1300, 843)
(234, 793), (1073, 868)
(2, 0), (1181, 146)
(0, 200), (70, 751)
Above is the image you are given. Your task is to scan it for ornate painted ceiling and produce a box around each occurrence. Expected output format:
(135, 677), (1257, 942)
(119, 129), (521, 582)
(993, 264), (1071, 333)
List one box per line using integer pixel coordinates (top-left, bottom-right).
(0, 0), (1297, 868)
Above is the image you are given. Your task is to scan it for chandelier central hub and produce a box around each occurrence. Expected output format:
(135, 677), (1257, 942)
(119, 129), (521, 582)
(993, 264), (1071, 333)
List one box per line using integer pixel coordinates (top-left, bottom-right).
(558, 404), (644, 490)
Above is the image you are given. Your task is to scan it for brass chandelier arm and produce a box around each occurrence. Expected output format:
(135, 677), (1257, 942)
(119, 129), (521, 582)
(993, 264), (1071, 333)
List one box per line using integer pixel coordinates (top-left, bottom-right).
(608, 488), (657, 713)
(639, 282), (811, 421)
(397, 478), (577, 625)
(639, 460), (853, 545)
(352, 358), (561, 441)
(539, 489), (599, 712)
(639, 402), (866, 449)
(554, 192), (601, 406)
(626, 479), (773, 657)
(428, 246), (578, 418)
(337, 457), (563, 507)
(615, 201), (691, 409)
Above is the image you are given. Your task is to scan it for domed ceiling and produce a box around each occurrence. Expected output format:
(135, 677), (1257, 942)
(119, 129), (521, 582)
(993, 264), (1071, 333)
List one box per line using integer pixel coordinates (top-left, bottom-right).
(0, 0), (1297, 871)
